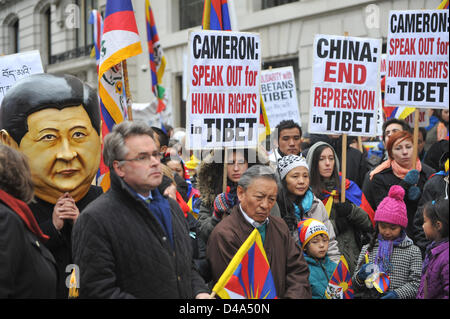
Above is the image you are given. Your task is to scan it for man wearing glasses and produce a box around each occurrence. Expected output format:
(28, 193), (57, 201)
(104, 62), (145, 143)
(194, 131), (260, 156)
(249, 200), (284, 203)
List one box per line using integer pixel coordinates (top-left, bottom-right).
(72, 121), (210, 299)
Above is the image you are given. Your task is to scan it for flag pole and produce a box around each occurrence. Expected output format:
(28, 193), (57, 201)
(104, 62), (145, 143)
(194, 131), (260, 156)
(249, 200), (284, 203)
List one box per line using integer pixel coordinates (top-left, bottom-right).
(122, 60), (133, 121)
(340, 32), (350, 203)
(411, 108), (419, 168)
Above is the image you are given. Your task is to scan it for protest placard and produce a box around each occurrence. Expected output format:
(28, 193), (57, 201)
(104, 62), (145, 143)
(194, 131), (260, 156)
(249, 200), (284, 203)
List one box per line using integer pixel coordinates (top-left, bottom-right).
(385, 10), (449, 108)
(403, 108), (430, 127)
(186, 30), (261, 150)
(0, 50), (44, 106)
(308, 34), (381, 136)
(261, 66), (301, 131)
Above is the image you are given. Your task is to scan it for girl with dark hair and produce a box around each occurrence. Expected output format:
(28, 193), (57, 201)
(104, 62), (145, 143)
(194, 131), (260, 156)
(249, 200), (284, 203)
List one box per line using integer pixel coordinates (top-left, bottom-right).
(276, 154), (340, 263)
(306, 142), (374, 275)
(417, 198), (449, 299)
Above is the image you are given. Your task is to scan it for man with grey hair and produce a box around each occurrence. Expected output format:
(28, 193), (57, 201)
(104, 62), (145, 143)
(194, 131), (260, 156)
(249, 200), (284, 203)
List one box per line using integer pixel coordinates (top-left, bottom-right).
(72, 121), (210, 299)
(207, 165), (311, 298)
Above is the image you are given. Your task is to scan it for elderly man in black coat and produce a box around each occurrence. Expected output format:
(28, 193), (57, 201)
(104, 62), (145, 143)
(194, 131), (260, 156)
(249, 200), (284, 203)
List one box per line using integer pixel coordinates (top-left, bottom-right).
(72, 121), (210, 298)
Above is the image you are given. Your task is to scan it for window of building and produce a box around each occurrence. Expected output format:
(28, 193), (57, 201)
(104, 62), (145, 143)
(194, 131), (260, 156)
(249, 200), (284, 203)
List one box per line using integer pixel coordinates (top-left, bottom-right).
(4, 14), (19, 54)
(43, 7), (51, 63)
(262, 0), (298, 9)
(12, 19), (19, 53)
(179, 0), (204, 30)
(75, 0), (98, 49)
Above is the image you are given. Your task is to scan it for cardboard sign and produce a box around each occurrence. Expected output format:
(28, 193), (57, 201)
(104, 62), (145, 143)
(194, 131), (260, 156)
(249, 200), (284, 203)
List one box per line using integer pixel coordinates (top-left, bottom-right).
(261, 66), (301, 131)
(385, 10), (449, 108)
(309, 34), (381, 136)
(0, 50), (44, 106)
(186, 30), (261, 149)
(403, 108), (430, 128)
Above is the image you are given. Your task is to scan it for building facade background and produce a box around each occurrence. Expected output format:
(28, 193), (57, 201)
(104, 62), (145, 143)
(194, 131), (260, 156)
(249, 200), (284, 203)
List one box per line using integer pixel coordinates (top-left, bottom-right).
(0, 0), (442, 131)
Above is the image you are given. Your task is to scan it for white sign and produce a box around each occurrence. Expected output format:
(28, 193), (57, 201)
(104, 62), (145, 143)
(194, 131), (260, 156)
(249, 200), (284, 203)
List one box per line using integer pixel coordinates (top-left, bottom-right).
(309, 34), (381, 136)
(385, 10), (449, 108)
(261, 66), (301, 131)
(403, 108), (430, 128)
(186, 30), (261, 149)
(0, 50), (44, 106)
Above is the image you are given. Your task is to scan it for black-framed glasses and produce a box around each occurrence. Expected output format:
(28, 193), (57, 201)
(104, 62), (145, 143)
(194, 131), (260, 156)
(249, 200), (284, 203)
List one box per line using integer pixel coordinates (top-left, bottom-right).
(118, 153), (160, 164)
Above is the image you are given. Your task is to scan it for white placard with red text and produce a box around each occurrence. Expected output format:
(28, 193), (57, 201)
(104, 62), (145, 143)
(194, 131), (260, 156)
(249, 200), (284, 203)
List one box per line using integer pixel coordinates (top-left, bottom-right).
(186, 30), (261, 149)
(309, 34), (381, 136)
(385, 10), (449, 108)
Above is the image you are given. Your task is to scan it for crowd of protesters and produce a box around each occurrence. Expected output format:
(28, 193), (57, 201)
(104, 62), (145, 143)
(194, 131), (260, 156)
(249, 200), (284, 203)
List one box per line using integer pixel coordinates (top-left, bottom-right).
(0, 73), (448, 299)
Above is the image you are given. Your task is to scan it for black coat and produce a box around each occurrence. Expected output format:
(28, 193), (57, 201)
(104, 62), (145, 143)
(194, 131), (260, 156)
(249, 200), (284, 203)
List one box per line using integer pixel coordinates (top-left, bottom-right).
(412, 173), (449, 256)
(0, 203), (57, 298)
(362, 164), (435, 240)
(29, 186), (103, 299)
(71, 171), (209, 298)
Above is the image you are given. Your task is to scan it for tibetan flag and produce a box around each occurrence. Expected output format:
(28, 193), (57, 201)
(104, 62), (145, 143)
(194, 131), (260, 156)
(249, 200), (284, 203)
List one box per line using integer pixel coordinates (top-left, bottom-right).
(438, 0), (449, 9)
(146, 0), (167, 113)
(321, 176), (375, 226)
(260, 95), (271, 137)
(89, 10), (103, 65)
(212, 228), (277, 299)
(97, 0), (142, 191)
(89, 11), (110, 191)
(381, 77), (415, 120)
(98, 0), (142, 79)
(325, 256), (354, 299)
(202, 0), (231, 31)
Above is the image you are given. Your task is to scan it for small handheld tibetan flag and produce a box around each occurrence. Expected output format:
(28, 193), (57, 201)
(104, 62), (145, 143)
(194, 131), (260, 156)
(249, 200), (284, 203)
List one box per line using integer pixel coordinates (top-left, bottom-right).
(212, 228), (277, 299)
(325, 256), (354, 299)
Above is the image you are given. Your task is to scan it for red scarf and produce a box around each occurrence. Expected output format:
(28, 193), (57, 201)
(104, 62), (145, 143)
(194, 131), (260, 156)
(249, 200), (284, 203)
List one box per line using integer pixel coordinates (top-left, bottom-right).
(0, 189), (49, 242)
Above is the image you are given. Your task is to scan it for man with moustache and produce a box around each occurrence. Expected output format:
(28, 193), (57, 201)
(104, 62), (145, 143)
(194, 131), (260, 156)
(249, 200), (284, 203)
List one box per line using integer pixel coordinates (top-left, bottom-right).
(72, 121), (210, 299)
(0, 73), (103, 298)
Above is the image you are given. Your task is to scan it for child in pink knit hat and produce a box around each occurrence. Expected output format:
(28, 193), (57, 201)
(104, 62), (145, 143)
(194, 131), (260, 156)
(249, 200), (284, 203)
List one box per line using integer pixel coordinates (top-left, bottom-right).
(352, 185), (422, 299)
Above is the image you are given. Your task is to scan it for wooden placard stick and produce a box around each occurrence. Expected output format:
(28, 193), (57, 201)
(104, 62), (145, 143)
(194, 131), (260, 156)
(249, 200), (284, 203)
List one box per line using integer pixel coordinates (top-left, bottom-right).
(223, 147), (228, 193)
(411, 108), (420, 168)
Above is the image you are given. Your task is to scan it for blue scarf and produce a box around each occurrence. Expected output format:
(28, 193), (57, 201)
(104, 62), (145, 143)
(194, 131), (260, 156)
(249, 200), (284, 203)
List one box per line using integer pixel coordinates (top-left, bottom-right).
(293, 188), (314, 221)
(376, 230), (406, 274)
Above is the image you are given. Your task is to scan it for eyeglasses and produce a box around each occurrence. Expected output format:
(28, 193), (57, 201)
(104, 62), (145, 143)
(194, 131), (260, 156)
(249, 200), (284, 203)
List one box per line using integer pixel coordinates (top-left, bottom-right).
(118, 153), (160, 164)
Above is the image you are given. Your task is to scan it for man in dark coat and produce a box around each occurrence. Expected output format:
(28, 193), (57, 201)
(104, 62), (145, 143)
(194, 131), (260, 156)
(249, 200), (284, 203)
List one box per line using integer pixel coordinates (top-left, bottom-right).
(72, 121), (210, 298)
(207, 165), (311, 299)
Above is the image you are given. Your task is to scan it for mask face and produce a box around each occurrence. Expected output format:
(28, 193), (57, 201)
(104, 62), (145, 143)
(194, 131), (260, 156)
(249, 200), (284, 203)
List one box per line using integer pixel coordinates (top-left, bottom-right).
(18, 105), (101, 203)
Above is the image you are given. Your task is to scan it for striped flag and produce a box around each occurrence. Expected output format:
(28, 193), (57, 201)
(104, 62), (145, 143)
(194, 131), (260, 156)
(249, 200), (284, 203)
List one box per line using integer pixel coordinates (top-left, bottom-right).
(212, 228), (277, 299)
(325, 256), (354, 299)
(438, 0), (449, 9)
(202, 0), (231, 30)
(145, 0), (167, 113)
(97, 0), (142, 191)
(88, 10), (109, 190)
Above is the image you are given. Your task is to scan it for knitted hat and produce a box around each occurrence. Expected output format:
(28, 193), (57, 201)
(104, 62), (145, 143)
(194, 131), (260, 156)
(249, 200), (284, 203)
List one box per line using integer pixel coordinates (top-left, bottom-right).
(277, 154), (309, 180)
(374, 185), (408, 228)
(297, 218), (329, 249)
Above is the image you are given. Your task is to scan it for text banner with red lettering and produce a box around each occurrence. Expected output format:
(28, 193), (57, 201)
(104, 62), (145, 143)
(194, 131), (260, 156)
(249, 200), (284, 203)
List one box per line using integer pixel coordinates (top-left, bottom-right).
(385, 10), (449, 109)
(187, 30), (261, 150)
(309, 34), (381, 136)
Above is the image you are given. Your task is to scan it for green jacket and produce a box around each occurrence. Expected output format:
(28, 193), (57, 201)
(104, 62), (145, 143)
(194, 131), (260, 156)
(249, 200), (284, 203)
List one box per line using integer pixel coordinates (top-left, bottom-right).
(304, 254), (337, 299)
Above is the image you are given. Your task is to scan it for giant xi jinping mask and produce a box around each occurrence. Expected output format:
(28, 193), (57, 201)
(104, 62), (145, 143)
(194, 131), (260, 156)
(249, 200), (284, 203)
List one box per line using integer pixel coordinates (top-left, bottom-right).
(0, 73), (101, 204)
